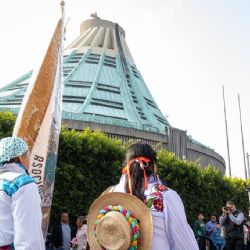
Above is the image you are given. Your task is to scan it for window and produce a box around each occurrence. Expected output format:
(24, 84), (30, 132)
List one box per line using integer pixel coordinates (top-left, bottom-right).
(16, 82), (28, 87)
(97, 83), (119, 91)
(96, 84), (120, 94)
(84, 112), (127, 121)
(63, 95), (85, 103)
(85, 54), (100, 64)
(103, 62), (116, 68)
(66, 80), (92, 88)
(154, 114), (168, 125)
(144, 97), (158, 109)
(0, 101), (22, 106)
(105, 55), (116, 60)
(85, 60), (99, 64)
(91, 98), (124, 110)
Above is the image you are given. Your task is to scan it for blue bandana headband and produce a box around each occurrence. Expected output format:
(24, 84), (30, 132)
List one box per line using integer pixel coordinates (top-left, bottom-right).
(0, 137), (29, 164)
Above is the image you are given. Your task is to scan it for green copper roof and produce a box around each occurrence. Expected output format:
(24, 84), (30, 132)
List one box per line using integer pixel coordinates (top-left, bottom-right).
(0, 19), (169, 134)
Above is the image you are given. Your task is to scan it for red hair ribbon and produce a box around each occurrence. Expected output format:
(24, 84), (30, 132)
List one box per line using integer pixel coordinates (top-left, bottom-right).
(122, 157), (151, 194)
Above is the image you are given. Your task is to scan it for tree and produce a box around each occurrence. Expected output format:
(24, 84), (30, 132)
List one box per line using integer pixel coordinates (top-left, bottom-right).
(0, 111), (16, 138)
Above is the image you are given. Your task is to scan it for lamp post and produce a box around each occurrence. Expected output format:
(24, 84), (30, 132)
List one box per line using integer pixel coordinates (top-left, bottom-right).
(238, 95), (247, 179)
(247, 154), (250, 206)
(247, 153), (250, 179)
(222, 86), (232, 176)
(247, 192), (250, 224)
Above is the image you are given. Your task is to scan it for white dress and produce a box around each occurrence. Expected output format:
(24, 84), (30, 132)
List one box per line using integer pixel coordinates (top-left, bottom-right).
(112, 175), (199, 250)
(0, 163), (45, 250)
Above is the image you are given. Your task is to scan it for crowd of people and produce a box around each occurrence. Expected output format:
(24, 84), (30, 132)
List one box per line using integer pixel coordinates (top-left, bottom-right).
(0, 136), (249, 250)
(46, 203), (250, 250)
(194, 202), (250, 250)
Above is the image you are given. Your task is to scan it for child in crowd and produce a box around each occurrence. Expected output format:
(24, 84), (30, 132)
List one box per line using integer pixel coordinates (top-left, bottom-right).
(212, 223), (225, 250)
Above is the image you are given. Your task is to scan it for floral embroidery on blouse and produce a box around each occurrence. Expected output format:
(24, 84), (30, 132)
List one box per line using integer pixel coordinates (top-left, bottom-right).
(145, 183), (168, 212)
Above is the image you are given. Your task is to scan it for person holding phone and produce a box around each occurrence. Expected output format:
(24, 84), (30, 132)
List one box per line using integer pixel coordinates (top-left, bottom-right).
(219, 201), (244, 250)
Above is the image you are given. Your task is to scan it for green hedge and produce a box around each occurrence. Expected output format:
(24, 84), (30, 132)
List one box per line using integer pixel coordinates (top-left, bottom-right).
(52, 128), (124, 221)
(0, 112), (16, 138)
(157, 151), (250, 223)
(0, 111), (249, 224)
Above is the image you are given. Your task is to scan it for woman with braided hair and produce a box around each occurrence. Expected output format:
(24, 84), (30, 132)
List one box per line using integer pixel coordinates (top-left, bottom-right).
(111, 142), (199, 250)
(88, 142), (198, 250)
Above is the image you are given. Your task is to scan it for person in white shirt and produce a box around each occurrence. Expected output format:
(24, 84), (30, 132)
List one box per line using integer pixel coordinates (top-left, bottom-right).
(110, 142), (199, 250)
(72, 216), (87, 250)
(0, 137), (45, 250)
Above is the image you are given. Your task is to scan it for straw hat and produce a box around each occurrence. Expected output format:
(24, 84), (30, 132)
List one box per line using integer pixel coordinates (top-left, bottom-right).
(88, 192), (153, 250)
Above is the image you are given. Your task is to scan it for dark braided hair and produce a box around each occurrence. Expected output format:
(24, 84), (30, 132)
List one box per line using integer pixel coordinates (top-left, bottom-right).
(124, 143), (157, 201)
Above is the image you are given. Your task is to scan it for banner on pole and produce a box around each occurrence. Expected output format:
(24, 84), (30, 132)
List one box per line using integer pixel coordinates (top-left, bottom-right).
(13, 18), (64, 237)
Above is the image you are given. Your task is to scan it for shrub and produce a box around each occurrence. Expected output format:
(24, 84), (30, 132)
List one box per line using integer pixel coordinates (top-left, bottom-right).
(0, 111), (249, 225)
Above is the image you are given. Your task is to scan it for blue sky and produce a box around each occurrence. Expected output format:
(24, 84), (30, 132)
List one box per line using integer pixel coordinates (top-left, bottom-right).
(0, 0), (249, 178)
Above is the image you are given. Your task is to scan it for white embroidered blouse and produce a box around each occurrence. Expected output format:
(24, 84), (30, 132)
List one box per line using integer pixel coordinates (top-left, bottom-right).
(112, 175), (199, 250)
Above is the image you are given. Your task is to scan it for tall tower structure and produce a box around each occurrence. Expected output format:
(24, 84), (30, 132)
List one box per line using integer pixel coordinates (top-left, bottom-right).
(0, 15), (168, 145)
(62, 16), (169, 142)
(0, 15), (225, 172)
